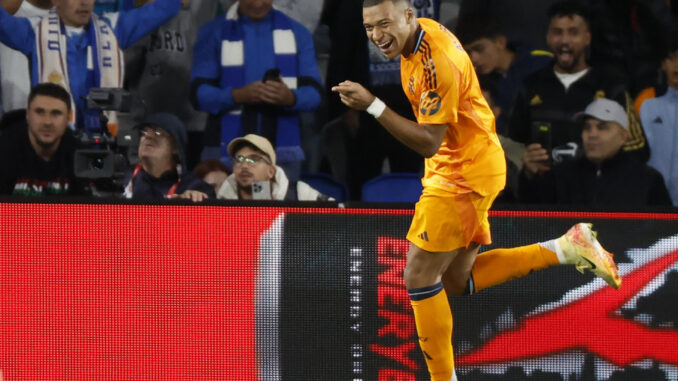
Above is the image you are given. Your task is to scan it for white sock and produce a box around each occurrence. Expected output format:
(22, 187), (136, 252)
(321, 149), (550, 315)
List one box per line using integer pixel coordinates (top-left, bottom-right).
(539, 239), (567, 264)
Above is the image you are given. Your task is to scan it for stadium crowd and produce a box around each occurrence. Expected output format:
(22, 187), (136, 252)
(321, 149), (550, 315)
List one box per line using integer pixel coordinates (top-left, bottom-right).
(0, 0), (676, 207)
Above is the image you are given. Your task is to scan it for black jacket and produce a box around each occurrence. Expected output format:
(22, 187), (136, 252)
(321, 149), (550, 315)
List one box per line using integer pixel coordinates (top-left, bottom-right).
(125, 168), (215, 200)
(0, 124), (78, 196)
(519, 152), (672, 206)
(508, 64), (649, 161)
(508, 65), (628, 147)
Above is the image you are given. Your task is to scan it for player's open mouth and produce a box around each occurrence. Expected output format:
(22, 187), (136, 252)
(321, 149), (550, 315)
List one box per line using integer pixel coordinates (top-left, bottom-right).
(377, 40), (394, 52)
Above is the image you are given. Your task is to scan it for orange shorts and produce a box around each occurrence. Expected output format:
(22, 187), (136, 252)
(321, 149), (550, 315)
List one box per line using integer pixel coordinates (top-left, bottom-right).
(406, 188), (499, 252)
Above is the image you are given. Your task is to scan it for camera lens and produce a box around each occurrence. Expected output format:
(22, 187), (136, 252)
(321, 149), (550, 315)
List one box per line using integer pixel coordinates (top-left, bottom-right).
(90, 158), (105, 170)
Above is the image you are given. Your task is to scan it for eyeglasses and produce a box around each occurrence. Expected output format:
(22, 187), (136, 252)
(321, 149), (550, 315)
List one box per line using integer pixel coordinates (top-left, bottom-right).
(140, 127), (168, 137)
(231, 154), (271, 167)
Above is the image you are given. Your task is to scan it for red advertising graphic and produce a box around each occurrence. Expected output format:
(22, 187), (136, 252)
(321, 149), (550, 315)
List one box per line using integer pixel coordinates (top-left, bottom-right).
(456, 236), (678, 379)
(369, 233), (678, 380)
(0, 203), (282, 380)
(1, 203), (677, 380)
(372, 237), (418, 380)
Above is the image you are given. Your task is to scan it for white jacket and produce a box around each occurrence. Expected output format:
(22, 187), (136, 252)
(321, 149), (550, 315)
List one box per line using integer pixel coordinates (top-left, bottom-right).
(217, 165), (332, 201)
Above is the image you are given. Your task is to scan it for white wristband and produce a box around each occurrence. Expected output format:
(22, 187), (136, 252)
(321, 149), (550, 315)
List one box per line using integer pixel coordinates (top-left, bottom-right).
(366, 97), (386, 118)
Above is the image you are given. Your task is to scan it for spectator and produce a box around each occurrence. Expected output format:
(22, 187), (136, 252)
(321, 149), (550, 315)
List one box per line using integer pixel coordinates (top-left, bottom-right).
(123, 113), (215, 202)
(0, 83), (79, 196)
(520, 98), (671, 206)
(588, 0), (675, 96)
(191, 0), (323, 182)
(193, 159), (230, 195)
(217, 134), (330, 201)
(458, 0), (560, 52)
(0, 0), (182, 135)
(122, 0), (218, 169)
(509, 1), (648, 172)
(0, 0), (51, 114)
(455, 11), (551, 135)
(641, 35), (678, 205)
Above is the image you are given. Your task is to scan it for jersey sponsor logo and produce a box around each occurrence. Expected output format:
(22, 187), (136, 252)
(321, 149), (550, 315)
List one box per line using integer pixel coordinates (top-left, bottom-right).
(419, 91), (442, 116)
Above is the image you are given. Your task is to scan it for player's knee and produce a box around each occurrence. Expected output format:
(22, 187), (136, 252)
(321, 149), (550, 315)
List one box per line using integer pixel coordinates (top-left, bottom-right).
(443, 275), (467, 296)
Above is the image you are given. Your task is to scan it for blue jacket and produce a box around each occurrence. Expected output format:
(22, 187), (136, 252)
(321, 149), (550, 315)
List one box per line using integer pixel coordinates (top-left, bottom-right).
(0, 0), (180, 130)
(190, 9), (322, 159)
(641, 86), (678, 205)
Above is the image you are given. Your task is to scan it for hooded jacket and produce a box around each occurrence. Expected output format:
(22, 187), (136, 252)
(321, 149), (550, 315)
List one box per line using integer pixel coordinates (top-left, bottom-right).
(216, 165), (330, 201)
(123, 113), (214, 199)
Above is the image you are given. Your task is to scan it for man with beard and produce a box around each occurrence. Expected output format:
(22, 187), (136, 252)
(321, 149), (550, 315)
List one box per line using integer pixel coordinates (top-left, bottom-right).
(508, 1), (647, 176)
(216, 134), (330, 201)
(0, 83), (79, 196)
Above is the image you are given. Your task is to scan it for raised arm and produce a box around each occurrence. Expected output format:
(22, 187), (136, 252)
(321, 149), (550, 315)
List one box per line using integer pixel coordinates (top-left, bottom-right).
(0, 5), (36, 56)
(332, 80), (446, 158)
(111, 0), (181, 49)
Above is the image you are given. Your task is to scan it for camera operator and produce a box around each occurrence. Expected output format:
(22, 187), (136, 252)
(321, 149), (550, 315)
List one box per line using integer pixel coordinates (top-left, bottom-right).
(0, 83), (80, 196)
(518, 98), (672, 206)
(123, 113), (214, 202)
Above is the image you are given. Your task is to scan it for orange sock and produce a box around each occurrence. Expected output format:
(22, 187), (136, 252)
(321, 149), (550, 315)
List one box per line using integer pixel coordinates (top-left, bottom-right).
(409, 283), (454, 381)
(471, 243), (560, 293)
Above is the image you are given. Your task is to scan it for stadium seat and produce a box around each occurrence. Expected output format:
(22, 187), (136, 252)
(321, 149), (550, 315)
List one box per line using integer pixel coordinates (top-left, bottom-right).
(361, 173), (423, 203)
(300, 173), (349, 202)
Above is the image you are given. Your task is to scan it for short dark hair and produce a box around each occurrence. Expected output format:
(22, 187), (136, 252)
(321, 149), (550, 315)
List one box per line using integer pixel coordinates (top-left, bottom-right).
(363, 0), (409, 8)
(455, 12), (504, 45)
(28, 83), (72, 111)
(194, 159), (231, 179)
(547, 1), (590, 28)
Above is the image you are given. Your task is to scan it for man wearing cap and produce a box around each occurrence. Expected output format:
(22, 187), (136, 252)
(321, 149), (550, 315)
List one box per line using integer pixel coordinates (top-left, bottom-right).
(519, 98), (671, 205)
(217, 134), (330, 201)
(123, 113), (215, 202)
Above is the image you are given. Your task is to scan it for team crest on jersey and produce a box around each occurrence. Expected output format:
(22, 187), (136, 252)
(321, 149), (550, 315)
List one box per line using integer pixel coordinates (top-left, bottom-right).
(408, 77), (415, 95)
(419, 91), (442, 116)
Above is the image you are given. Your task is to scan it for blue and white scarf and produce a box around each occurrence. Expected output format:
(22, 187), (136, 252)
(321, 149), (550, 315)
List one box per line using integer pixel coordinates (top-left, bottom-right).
(36, 8), (123, 132)
(219, 3), (303, 163)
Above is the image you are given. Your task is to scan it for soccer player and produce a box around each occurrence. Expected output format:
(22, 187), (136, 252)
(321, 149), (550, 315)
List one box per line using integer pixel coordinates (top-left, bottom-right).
(332, 0), (622, 380)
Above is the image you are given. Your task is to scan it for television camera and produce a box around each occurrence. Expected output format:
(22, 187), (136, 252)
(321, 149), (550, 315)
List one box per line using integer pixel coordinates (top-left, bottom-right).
(73, 88), (136, 196)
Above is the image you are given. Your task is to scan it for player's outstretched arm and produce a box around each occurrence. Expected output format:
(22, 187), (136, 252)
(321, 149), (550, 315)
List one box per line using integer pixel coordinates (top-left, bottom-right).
(332, 80), (446, 158)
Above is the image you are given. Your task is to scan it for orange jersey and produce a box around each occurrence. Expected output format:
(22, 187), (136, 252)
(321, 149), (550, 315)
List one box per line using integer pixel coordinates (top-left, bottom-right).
(400, 18), (506, 196)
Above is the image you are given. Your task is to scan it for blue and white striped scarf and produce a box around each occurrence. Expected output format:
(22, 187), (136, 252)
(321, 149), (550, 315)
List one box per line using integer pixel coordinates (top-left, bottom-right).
(219, 3), (303, 163)
(36, 8), (122, 133)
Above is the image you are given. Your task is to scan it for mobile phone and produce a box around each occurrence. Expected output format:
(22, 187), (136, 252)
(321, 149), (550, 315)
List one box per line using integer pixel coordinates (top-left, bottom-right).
(252, 181), (272, 200)
(530, 121), (552, 153)
(262, 68), (281, 83)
